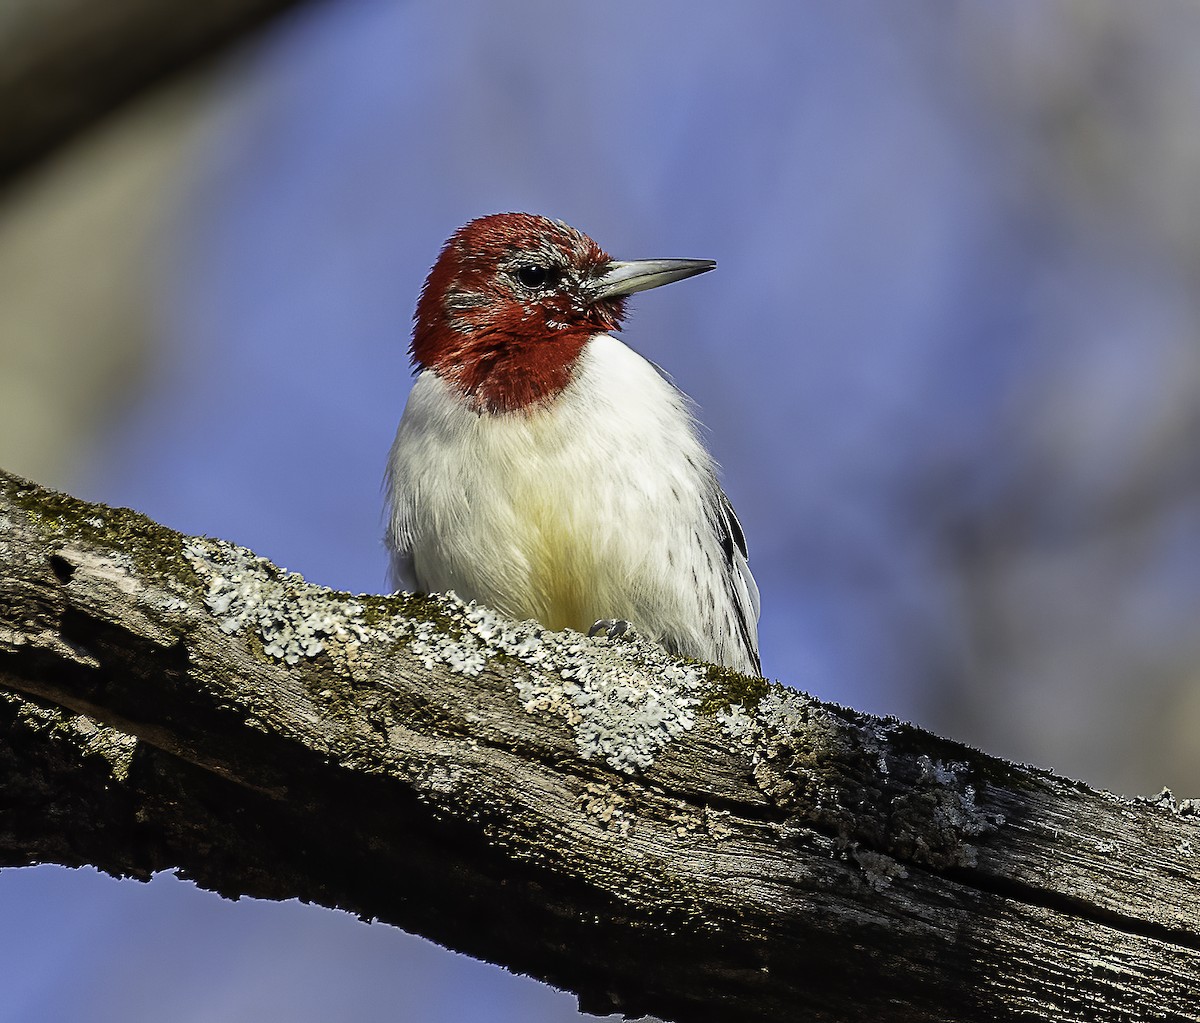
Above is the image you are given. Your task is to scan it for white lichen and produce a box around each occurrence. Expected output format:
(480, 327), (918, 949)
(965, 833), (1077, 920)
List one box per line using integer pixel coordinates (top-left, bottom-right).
(716, 702), (756, 741)
(578, 782), (630, 835)
(408, 619), (487, 676)
(717, 684), (1004, 871)
(916, 754), (959, 787)
(716, 686), (819, 767)
(461, 603), (704, 775)
(669, 806), (734, 842)
(850, 847), (909, 889)
(184, 540), (703, 775)
(184, 539), (379, 666)
(1138, 789), (1200, 825)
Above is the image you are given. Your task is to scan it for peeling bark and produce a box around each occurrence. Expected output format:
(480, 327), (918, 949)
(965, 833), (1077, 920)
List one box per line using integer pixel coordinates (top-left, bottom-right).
(0, 468), (1197, 1023)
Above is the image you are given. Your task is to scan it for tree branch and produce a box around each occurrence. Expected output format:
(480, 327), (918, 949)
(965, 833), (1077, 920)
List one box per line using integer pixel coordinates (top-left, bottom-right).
(0, 468), (1197, 1022)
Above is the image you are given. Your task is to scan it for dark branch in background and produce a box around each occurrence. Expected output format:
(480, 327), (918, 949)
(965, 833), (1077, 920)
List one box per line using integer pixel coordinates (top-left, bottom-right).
(0, 0), (315, 187)
(0, 468), (1198, 1023)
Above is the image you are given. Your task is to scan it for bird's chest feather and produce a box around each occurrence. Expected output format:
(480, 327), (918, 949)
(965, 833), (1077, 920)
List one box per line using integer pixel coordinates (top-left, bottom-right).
(393, 335), (709, 628)
(479, 417), (615, 627)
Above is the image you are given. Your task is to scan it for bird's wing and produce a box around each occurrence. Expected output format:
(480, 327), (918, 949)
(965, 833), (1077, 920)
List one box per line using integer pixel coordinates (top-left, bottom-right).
(387, 542), (419, 594)
(713, 487), (762, 675)
(383, 449), (420, 593)
(645, 355), (761, 674)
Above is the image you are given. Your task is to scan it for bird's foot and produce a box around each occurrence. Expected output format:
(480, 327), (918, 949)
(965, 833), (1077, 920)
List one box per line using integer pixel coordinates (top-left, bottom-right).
(588, 618), (630, 641)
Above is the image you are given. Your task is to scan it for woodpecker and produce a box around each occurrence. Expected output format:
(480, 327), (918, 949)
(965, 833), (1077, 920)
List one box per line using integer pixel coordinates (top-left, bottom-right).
(384, 213), (761, 676)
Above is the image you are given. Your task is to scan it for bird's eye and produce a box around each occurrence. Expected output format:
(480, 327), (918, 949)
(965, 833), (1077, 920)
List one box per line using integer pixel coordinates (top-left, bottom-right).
(515, 264), (556, 290)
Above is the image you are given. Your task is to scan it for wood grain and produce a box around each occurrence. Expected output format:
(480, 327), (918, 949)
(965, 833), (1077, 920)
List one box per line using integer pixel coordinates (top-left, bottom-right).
(0, 468), (1197, 1022)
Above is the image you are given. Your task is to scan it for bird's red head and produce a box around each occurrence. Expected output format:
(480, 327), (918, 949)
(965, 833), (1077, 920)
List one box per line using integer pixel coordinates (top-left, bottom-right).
(411, 213), (715, 414)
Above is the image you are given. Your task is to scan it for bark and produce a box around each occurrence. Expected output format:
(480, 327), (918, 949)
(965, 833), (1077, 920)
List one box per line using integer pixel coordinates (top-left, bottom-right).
(0, 0), (314, 184)
(0, 467), (1197, 1023)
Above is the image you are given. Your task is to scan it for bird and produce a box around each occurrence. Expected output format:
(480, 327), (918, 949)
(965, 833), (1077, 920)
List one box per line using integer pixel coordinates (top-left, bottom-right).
(384, 213), (760, 676)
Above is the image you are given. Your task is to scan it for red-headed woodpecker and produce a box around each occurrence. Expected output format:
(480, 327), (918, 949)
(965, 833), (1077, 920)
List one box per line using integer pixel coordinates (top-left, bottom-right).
(385, 213), (760, 675)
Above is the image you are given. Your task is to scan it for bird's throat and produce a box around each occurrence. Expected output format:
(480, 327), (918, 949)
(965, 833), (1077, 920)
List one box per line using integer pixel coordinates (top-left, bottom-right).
(443, 330), (592, 414)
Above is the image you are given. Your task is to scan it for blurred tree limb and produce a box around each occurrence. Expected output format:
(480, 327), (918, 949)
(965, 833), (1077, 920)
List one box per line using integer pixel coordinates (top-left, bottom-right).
(0, 468), (1197, 1023)
(0, 0), (314, 185)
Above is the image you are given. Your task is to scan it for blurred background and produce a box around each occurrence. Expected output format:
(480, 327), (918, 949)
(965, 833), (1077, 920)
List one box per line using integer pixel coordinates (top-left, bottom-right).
(2, 0), (1199, 1019)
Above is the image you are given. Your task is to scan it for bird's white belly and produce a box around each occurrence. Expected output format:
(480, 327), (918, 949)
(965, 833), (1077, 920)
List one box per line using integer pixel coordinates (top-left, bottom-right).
(389, 334), (713, 635)
(438, 428), (625, 630)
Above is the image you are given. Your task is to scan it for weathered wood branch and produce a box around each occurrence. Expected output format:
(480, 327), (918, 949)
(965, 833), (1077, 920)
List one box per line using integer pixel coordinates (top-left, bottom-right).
(0, 468), (1197, 1022)
(0, 0), (314, 185)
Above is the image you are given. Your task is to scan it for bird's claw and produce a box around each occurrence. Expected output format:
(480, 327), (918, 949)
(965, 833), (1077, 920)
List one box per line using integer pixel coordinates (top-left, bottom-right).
(588, 618), (630, 641)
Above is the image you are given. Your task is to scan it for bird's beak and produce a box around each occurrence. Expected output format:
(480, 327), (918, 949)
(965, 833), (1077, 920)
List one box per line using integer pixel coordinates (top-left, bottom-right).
(593, 258), (716, 301)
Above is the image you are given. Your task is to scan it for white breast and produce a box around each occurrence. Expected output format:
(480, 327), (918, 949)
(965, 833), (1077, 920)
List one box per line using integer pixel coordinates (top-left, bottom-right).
(385, 333), (760, 674)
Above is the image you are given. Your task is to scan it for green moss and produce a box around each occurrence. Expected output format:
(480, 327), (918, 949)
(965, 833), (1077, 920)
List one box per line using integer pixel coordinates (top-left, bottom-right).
(881, 717), (1046, 792)
(357, 590), (468, 640)
(4, 473), (195, 585)
(697, 664), (770, 715)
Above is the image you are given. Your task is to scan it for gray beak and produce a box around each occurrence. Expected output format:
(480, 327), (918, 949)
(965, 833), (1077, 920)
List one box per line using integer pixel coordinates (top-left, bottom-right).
(593, 258), (716, 301)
